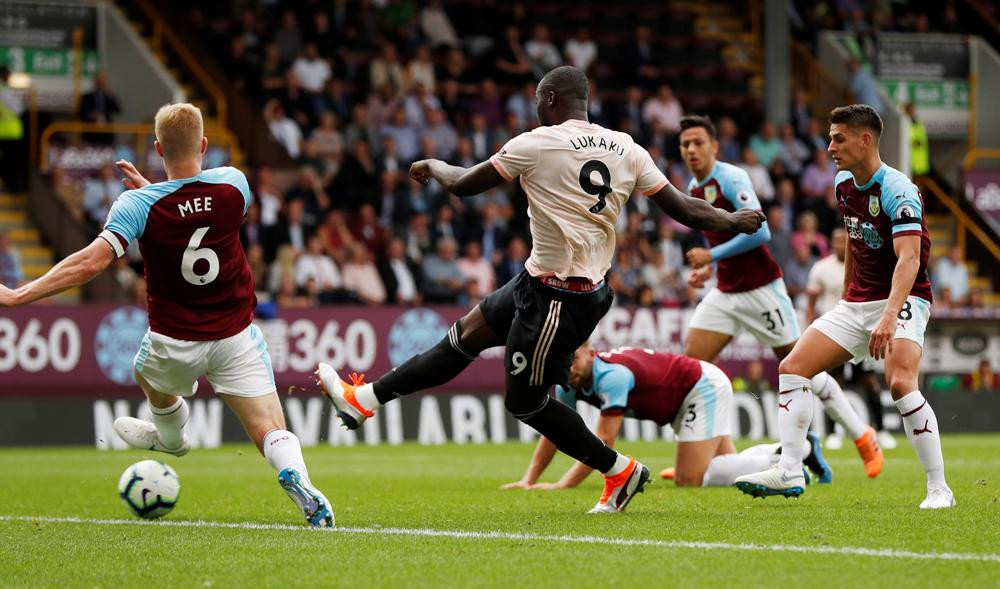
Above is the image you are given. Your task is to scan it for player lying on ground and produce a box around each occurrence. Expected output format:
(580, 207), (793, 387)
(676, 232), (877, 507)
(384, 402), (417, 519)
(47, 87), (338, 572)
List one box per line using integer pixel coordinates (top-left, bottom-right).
(677, 115), (883, 481)
(734, 105), (953, 509)
(316, 66), (764, 514)
(0, 103), (334, 527)
(502, 343), (831, 490)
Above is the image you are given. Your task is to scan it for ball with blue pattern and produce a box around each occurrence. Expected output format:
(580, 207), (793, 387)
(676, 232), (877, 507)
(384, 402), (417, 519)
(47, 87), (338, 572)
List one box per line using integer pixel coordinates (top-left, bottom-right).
(117, 460), (180, 519)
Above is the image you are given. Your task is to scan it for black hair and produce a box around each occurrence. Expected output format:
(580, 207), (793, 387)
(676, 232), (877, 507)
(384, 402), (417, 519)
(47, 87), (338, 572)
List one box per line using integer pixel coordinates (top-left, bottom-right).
(679, 115), (717, 139)
(537, 65), (589, 102)
(829, 104), (883, 139)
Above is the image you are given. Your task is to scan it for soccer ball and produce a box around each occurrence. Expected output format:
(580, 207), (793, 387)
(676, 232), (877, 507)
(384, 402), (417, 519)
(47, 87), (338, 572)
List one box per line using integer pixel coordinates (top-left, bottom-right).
(117, 460), (180, 519)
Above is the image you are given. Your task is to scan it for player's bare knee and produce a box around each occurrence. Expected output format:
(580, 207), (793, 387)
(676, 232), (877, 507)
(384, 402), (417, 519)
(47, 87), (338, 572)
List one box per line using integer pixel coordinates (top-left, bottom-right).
(778, 356), (800, 375)
(888, 377), (916, 401)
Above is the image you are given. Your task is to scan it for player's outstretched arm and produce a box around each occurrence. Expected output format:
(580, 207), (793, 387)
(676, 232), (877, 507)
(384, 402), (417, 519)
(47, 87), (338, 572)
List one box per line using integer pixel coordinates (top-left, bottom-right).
(0, 238), (115, 307)
(409, 159), (506, 197)
(502, 435), (559, 490)
(537, 413), (625, 490)
(648, 183), (765, 234)
(868, 235), (921, 360)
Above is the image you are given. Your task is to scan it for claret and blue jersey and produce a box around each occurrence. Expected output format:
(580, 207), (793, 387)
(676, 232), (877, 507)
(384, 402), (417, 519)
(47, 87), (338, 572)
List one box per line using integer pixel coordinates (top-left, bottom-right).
(687, 161), (783, 293)
(98, 166), (257, 341)
(555, 348), (702, 426)
(834, 163), (932, 303)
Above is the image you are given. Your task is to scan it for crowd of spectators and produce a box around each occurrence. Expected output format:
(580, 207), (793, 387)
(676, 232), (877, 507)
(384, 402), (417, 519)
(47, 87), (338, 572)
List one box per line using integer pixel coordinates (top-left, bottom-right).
(49, 0), (987, 312)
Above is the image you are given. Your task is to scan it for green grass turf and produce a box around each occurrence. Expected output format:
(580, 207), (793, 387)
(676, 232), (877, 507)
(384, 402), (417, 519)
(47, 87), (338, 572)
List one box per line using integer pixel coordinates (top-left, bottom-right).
(1, 434), (999, 588)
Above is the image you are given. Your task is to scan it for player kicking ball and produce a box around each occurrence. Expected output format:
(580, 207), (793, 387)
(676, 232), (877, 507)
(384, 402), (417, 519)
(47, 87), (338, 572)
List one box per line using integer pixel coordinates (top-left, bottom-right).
(316, 66), (764, 514)
(0, 103), (334, 527)
(677, 115), (883, 484)
(735, 105), (954, 509)
(502, 343), (832, 490)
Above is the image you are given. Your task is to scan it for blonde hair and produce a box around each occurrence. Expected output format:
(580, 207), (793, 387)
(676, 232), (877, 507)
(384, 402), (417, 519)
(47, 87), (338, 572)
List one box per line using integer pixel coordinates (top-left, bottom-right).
(154, 103), (204, 161)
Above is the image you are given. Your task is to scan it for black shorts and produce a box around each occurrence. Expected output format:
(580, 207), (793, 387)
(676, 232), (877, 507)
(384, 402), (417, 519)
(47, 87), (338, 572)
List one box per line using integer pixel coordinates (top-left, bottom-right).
(479, 271), (614, 389)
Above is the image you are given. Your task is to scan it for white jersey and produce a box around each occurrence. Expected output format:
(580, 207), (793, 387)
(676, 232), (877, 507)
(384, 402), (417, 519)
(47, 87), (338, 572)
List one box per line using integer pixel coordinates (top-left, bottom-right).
(489, 119), (668, 282)
(806, 254), (845, 316)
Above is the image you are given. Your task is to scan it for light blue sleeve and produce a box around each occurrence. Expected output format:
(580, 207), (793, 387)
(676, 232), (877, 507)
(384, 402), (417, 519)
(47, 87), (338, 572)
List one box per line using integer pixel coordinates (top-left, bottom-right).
(880, 170), (923, 235)
(200, 166), (252, 214)
(102, 191), (150, 249)
(709, 165), (771, 261)
(555, 385), (577, 408)
(593, 363), (635, 411)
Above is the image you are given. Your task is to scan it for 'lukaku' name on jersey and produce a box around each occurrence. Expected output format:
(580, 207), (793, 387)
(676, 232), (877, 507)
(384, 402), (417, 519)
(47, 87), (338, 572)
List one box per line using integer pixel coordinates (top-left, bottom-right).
(568, 135), (626, 157)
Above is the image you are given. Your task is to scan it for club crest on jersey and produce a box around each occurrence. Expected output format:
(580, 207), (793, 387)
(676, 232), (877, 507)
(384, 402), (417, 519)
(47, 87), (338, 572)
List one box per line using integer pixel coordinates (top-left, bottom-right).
(868, 195), (880, 217)
(704, 186), (718, 204)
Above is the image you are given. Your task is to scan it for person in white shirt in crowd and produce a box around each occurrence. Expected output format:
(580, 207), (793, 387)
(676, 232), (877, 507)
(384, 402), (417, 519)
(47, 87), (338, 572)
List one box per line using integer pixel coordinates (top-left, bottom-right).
(642, 84), (683, 134)
(420, 0), (459, 48)
(295, 235), (342, 300)
(457, 240), (495, 297)
(83, 163), (124, 224)
(738, 146), (775, 201)
(406, 45), (436, 93)
(564, 27), (597, 72)
(265, 99), (302, 158)
(524, 25), (562, 80)
(932, 246), (970, 306)
(342, 243), (387, 305)
(291, 42), (331, 94)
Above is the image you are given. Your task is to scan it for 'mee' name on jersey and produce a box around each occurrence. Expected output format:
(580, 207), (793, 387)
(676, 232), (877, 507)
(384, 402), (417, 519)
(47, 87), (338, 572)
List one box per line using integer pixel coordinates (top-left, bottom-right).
(178, 196), (213, 218)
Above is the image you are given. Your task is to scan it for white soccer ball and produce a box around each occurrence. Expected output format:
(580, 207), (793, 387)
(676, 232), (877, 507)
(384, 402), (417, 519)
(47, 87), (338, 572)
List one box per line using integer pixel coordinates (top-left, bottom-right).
(117, 460), (180, 519)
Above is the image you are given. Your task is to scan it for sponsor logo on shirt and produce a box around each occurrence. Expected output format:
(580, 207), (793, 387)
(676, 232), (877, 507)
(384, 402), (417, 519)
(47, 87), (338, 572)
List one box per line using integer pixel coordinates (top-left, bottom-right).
(860, 221), (884, 249)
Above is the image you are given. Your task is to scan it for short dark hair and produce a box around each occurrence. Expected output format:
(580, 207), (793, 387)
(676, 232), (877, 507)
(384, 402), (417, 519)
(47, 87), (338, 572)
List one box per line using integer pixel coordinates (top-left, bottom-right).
(829, 104), (883, 140)
(537, 65), (589, 102)
(679, 115), (717, 139)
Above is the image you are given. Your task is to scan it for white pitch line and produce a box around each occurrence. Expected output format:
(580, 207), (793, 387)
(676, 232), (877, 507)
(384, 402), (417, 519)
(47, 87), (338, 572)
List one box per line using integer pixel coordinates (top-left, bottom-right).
(2, 515), (999, 564)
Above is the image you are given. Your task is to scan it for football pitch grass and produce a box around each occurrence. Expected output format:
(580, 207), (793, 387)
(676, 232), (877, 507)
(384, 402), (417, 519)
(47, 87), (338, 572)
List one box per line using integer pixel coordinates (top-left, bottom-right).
(2, 435), (998, 588)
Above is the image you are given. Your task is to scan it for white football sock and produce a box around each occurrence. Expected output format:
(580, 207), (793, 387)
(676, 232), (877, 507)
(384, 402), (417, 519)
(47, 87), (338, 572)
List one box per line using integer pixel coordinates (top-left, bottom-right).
(605, 453), (631, 476)
(150, 397), (189, 450)
(703, 452), (778, 486)
(895, 391), (947, 489)
(262, 429), (309, 479)
(353, 383), (381, 411)
(812, 371), (867, 439)
(739, 442), (781, 458)
(777, 374), (814, 472)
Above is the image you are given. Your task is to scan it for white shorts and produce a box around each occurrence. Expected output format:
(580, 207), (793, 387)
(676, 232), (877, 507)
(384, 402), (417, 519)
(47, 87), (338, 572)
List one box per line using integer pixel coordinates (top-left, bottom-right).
(133, 324), (276, 398)
(672, 362), (734, 442)
(689, 279), (801, 348)
(811, 296), (931, 364)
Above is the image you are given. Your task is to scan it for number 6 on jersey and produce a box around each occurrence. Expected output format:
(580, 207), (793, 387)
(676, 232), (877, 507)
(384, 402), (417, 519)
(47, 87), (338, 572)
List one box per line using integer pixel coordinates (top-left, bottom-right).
(181, 227), (220, 285)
